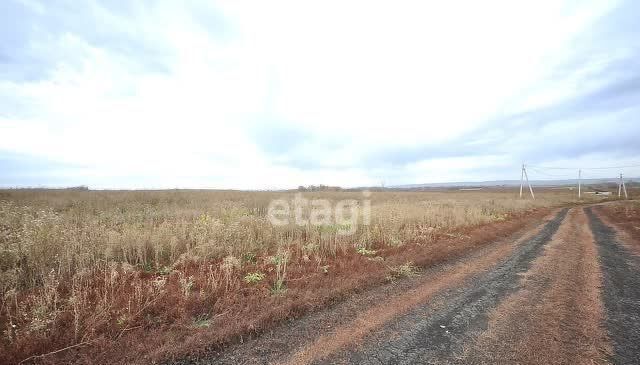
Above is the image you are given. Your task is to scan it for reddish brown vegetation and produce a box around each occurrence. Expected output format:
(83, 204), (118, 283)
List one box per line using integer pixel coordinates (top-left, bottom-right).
(1, 208), (551, 365)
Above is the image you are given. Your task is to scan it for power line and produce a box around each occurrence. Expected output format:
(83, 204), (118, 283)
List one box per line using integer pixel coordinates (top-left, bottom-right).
(522, 162), (636, 201)
(582, 164), (640, 170)
(528, 167), (575, 178)
(528, 164), (640, 170)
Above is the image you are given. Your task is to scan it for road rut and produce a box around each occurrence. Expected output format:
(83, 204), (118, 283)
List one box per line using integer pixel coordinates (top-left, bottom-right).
(587, 206), (640, 364)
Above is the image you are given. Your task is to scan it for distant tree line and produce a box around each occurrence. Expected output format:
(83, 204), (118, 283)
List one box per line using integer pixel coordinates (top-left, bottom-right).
(297, 185), (343, 192)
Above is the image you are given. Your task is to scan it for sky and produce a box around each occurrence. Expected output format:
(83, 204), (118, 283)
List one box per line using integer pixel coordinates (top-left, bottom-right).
(1, 0), (640, 189)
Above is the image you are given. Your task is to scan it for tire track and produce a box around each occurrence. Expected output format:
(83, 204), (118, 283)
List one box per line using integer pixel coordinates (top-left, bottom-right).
(586, 206), (640, 365)
(458, 208), (610, 364)
(309, 208), (569, 364)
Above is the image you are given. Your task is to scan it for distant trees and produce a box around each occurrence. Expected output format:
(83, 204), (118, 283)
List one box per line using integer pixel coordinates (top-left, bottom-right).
(65, 185), (89, 191)
(297, 184), (342, 192)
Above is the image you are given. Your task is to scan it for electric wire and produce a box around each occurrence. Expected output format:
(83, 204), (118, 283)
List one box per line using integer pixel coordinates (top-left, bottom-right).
(527, 164), (640, 170)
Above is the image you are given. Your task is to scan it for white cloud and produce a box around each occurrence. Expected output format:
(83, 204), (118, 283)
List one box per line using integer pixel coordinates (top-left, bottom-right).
(1, 0), (638, 189)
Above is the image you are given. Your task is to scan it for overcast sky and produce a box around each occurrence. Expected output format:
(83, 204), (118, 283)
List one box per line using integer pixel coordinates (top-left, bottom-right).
(1, 0), (639, 189)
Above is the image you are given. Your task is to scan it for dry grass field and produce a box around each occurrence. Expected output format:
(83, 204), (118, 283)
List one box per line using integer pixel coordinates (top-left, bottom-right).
(0, 188), (602, 363)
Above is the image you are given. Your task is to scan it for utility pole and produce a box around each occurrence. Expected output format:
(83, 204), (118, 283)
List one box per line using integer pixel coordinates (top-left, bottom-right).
(618, 174), (623, 197)
(523, 164), (535, 199)
(520, 164), (524, 198)
(578, 169), (582, 199)
(621, 173), (628, 199)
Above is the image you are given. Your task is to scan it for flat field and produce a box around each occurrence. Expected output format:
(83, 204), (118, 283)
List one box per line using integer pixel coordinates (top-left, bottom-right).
(0, 188), (606, 363)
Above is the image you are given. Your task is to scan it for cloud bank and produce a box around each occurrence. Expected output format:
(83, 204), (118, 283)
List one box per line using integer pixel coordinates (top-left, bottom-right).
(1, 0), (639, 189)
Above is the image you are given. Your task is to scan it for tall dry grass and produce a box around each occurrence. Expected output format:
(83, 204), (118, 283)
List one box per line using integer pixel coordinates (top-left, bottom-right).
(0, 188), (591, 362)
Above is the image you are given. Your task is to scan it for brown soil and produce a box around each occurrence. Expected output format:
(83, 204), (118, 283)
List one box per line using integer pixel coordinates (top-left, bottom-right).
(461, 208), (611, 364)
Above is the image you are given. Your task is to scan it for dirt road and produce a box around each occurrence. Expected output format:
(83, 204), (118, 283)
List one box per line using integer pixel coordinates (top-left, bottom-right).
(174, 205), (640, 365)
